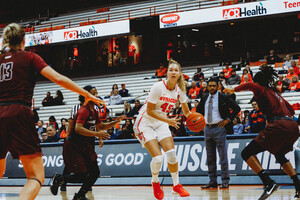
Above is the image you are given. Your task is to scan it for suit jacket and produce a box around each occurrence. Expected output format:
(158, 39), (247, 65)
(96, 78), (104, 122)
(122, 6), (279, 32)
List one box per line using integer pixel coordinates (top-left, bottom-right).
(196, 92), (241, 134)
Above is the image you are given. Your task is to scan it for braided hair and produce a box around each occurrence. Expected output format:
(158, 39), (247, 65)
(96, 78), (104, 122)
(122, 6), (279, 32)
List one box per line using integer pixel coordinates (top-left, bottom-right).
(253, 64), (278, 89)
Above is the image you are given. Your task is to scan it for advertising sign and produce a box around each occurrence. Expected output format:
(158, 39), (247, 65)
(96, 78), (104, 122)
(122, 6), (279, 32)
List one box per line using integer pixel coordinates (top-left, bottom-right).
(160, 1), (300, 29)
(22, 20), (130, 47)
(3, 137), (300, 178)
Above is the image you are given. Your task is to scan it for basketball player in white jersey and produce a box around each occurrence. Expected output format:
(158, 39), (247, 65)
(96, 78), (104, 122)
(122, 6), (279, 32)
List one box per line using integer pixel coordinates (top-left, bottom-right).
(134, 60), (191, 200)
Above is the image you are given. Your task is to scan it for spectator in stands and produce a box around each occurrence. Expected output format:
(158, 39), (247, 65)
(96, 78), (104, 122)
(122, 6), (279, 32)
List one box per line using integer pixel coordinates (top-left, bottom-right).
(108, 89), (123, 105)
(288, 76), (300, 92)
(266, 50), (281, 64)
(121, 101), (131, 116)
(42, 91), (53, 106)
(285, 67), (298, 83)
(193, 66), (204, 81)
(217, 71), (227, 85)
(282, 55), (292, 70)
(105, 84), (119, 98)
(199, 82), (209, 98)
(240, 74), (252, 85)
(183, 74), (190, 82)
(233, 117), (243, 135)
(53, 90), (64, 105)
(242, 110), (250, 126)
(46, 125), (61, 142)
(36, 120), (46, 141)
(128, 100), (142, 118)
(223, 62), (233, 79)
(117, 119), (134, 139)
(119, 83), (129, 97)
(291, 61), (300, 76)
(191, 100), (199, 113)
(49, 115), (59, 130)
(40, 132), (49, 143)
(152, 63), (167, 78)
(59, 118), (68, 139)
(241, 68), (253, 83)
(248, 101), (266, 133)
(227, 69), (241, 85)
(276, 75), (290, 93)
(244, 65), (253, 77)
(188, 81), (200, 99)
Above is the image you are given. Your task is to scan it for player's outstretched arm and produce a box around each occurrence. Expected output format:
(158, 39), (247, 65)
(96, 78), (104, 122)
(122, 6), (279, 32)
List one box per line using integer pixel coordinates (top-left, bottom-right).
(75, 123), (110, 139)
(40, 66), (105, 106)
(181, 102), (191, 118)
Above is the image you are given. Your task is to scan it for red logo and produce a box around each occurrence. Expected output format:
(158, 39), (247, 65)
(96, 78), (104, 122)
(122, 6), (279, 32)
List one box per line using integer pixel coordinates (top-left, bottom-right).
(64, 30), (77, 40)
(223, 8), (240, 19)
(161, 14), (180, 24)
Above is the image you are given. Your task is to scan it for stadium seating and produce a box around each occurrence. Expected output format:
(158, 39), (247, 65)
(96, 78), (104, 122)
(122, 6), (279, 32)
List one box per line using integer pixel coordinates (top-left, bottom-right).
(33, 63), (300, 127)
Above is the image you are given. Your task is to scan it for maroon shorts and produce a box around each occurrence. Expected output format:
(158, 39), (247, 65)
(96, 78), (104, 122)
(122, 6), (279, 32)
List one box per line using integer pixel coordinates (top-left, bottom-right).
(0, 104), (42, 159)
(255, 119), (299, 155)
(63, 140), (97, 174)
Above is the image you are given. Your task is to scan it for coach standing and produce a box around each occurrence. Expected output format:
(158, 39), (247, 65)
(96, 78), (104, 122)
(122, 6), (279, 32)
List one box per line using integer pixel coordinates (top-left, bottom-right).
(196, 78), (240, 189)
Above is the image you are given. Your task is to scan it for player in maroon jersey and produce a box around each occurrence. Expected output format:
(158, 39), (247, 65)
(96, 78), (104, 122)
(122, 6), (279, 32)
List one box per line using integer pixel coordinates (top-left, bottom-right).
(0, 23), (104, 200)
(224, 65), (300, 200)
(50, 85), (125, 200)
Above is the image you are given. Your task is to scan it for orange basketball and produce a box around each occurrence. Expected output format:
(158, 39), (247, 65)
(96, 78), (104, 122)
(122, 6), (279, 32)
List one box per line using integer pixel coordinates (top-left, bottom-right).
(186, 113), (206, 132)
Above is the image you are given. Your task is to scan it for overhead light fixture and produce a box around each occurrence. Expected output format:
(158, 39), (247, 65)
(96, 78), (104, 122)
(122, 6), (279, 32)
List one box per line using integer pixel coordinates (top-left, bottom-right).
(230, 22), (235, 26)
(192, 29), (199, 32)
(177, 35), (181, 37)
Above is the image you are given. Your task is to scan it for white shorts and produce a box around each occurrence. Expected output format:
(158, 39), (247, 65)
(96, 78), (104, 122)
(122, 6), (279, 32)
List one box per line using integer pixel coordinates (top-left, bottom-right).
(133, 115), (172, 147)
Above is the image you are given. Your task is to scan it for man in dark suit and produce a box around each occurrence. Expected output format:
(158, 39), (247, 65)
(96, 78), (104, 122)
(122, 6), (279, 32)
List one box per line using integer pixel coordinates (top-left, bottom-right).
(196, 78), (240, 189)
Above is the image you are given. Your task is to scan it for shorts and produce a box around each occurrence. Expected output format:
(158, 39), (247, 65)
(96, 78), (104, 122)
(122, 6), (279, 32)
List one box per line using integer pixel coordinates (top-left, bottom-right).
(255, 119), (299, 155)
(0, 104), (42, 159)
(63, 140), (97, 174)
(133, 115), (172, 147)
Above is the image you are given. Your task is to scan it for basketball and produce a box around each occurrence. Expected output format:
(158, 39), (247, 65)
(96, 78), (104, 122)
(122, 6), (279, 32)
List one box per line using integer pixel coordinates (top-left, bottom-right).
(186, 113), (206, 132)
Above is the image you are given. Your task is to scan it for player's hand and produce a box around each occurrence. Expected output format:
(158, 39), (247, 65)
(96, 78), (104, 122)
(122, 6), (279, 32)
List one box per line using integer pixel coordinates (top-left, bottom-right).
(84, 93), (106, 107)
(167, 115), (181, 130)
(218, 119), (230, 128)
(96, 131), (110, 140)
(223, 88), (235, 94)
(98, 139), (104, 148)
(116, 115), (126, 122)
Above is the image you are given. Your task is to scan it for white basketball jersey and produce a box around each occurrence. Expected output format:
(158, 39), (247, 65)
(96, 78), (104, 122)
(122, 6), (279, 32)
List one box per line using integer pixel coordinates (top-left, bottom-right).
(138, 80), (187, 121)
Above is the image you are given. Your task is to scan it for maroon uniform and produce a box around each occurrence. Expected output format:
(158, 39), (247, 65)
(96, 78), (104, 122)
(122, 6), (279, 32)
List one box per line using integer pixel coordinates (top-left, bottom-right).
(235, 83), (299, 154)
(63, 105), (101, 174)
(0, 50), (47, 159)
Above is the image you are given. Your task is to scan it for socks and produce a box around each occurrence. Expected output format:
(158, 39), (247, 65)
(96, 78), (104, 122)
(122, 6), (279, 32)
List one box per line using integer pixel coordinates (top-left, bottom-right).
(152, 173), (159, 183)
(292, 175), (300, 190)
(171, 172), (179, 186)
(258, 170), (273, 186)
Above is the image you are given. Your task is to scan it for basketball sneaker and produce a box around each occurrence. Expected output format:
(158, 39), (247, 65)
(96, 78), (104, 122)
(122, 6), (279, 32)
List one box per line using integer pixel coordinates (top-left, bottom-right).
(50, 173), (63, 195)
(295, 188), (300, 198)
(258, 181), (279, 200)
(173, 184), (190, 197)
(72, 193), (89, 200)
(152, 182), (164, 200)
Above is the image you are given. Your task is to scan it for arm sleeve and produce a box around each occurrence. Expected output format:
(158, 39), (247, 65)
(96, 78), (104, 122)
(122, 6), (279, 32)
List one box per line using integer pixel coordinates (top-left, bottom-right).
(31, 52), (48, 73)
(76, 109), (89, 124)
(283, 98), (295, 115)
(235, 83), (264, 98)
(226, 95), (241, 121)
(147, 83), (162, 104)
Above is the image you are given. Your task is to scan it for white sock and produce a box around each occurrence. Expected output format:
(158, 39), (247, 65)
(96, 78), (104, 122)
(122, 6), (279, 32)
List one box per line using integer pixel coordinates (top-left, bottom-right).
(152, 173), (159, 183)
(171, 172), (179, 186)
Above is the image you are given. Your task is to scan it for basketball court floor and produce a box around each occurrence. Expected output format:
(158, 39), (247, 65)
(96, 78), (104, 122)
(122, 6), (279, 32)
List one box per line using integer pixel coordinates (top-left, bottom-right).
(0, 185), (298, 200)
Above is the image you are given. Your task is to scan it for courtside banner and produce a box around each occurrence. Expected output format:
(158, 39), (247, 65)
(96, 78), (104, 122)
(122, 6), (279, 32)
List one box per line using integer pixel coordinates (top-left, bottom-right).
(24, 20), (130, 47)
(3, 137), (300, 178)
(160, 1), (300, 29)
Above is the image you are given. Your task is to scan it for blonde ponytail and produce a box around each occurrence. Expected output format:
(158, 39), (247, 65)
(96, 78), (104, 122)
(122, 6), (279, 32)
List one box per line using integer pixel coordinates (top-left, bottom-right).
(0, 23), (25, 56)
(168, 59), (186, 93)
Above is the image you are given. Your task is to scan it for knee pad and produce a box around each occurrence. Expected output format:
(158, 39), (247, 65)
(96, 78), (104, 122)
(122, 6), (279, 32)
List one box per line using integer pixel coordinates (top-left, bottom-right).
(275, 153), (289, 166)
(166, 149), (177, 165)
(150, 155), (163, 174)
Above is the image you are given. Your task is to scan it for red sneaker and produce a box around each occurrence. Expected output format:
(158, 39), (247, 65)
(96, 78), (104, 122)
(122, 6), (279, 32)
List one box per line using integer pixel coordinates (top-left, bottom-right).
(152, 182), (164, 200)
(173, 184), (190, 197)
